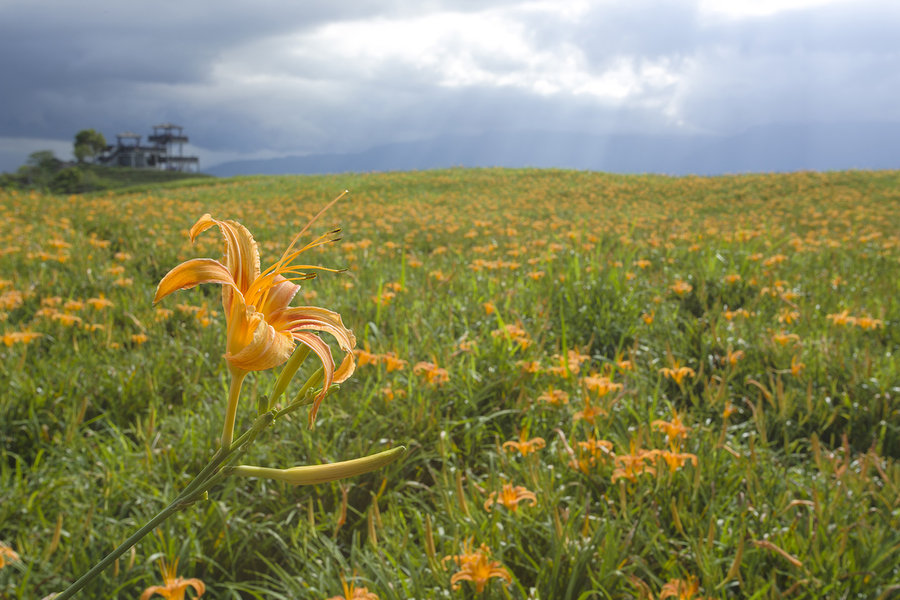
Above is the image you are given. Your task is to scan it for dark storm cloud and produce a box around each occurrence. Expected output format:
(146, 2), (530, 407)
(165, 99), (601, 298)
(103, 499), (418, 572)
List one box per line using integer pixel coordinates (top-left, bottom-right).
(1, 0), (898, 173)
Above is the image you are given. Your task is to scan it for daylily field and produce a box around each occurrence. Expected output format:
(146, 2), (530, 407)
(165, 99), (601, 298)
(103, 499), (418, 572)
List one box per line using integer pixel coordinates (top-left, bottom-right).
(1, 168), (899, 599)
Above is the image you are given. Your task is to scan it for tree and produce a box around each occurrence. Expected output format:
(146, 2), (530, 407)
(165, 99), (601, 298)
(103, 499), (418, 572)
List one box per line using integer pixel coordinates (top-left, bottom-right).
(20, 150), (61, 188)
(74, 129), (107, 164)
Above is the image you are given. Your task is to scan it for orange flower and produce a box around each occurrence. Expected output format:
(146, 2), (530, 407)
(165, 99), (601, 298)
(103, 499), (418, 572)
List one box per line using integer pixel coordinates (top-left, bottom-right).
(670, 280), (693, 296)
(652, 411), (691, 449)
(772, 331), (800, 347)
(484, 483), (537, 512)
(413, 361), (449, 385)
(573, 396), (607, 424)
(855, 316), (883, 330)
(660, 575), (712, 599)
(2, 331), (42, 346)
(612, 440), (656, 483)
(443, 543), (512, 593)
(0, 541), (20, 569)
(537, 388), (568, 405)
(653, 449), (699, 473)
(154, 210), (356, 442)
(582, 374), (623, 397)
(502, 431), (546, 456)
(380, 352), (408, 372)
(826, 310), (856, 326)
(354, 348), (380, 367)
(326, 575), (379, 600)
(140, 559), (205, 600)
(658, 361), (695, 385)
(725, 349), (744, 366)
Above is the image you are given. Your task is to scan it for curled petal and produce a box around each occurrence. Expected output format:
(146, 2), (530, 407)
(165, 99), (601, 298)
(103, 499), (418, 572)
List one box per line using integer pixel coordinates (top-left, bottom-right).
(270, 305), (357, 354)
(293, 331), (336, 426)
(333, 350), (355, 384)
(190, 214), (261, 294)
(154, 258), (239, 304)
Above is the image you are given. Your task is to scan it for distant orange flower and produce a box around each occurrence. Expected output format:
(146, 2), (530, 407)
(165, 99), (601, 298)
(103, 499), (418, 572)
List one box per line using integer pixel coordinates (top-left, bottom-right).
(723, 308), (751, 321)
(725, 349), (744, 366)
(354, 348), (380, 367)
(772, 331), (800, 347)
(86, 295), (114, 310)
(2, 331), (42, 346)
(670, 280), (693, 296)
(326, 575), (379, 600)
(569, 438), (614, 473)
(652, 411), (691, 448)
(659, 361), (695, 385)
(573, 396), (607, 424)
(855, 316), (883, 330)
(517, 360), (542, 374)
(537, 387), (568, 405)
(660, 575), (712, 599)
(380, 352), (407, 372)
(443, 542), (512, 594)
(0, 541), (20, 569)
(582, 374), (623, 397)
(140, 558), (205, 600)
(653, 449), (699, 473)
(790, 355), (805, 376)
(484, 483), (537, 512)
(413, 361), (449, 385)
(826, 310), (855, 326)
(612, 440), (656, 483)
(502, 431), (546, 456)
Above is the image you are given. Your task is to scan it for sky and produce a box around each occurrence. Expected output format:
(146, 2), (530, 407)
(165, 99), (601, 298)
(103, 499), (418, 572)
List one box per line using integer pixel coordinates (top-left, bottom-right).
(1, 0), (898, 173)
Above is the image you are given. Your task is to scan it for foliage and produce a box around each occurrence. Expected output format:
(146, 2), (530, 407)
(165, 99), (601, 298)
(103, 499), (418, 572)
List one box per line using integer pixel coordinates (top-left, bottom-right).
(1, 168), (899, 599)
(73, 130), (107, 164)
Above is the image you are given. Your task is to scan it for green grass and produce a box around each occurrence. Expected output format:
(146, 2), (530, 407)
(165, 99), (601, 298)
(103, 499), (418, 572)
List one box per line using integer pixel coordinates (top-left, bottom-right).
(1, 168), (899, 599)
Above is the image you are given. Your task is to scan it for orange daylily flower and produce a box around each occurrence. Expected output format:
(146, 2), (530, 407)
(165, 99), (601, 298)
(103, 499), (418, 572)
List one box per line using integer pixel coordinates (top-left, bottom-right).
(659, 361), (695, 385)
(0, 541), (20, 568)
(484, 483), (537, 512)
(326, 575), (379, 600)
(140, 559), (205, 600)
(502, 431), (546, 456)
(443, 542), (512, 593)
(154, 209), (356, 441)
(652, 411), (691, 449)
(659, 575), (712, 599)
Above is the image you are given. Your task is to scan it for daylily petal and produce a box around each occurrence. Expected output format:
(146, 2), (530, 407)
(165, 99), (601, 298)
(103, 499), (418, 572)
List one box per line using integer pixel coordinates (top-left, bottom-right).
(190, 214), (260, 294)
(270, 305), (357, 355)
(226, 312), (295, 372)
(258, 275), (300, 318)
(154, 258), (239, 303)
(293, 331), (336, 426)
(333, 350), (355, 384)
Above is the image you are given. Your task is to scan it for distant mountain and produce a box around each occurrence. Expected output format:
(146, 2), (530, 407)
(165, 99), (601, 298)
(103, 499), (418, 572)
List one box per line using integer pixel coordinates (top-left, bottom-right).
(205, 123), (900, 177)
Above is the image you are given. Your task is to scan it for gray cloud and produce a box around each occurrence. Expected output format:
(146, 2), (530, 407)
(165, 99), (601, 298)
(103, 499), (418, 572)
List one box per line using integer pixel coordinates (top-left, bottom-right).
(1, 0), (898, 173)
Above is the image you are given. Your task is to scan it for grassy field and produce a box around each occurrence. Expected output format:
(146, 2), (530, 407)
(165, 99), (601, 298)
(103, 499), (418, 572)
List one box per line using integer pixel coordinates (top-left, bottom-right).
(1, 168), (898, 599)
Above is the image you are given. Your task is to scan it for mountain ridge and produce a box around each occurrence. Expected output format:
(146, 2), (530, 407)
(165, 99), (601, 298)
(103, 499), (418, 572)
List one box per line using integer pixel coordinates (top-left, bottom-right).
(205, 122), (900, 177)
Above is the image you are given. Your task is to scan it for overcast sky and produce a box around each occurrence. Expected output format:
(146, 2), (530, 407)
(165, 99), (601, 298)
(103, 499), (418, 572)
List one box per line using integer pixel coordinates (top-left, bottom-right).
(1, 0), (898, 173)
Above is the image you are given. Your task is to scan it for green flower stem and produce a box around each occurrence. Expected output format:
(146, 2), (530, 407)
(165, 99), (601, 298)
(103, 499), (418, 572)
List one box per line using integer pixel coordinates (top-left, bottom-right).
(221, 368), (248, 449)
(53, 491), (189, 600)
